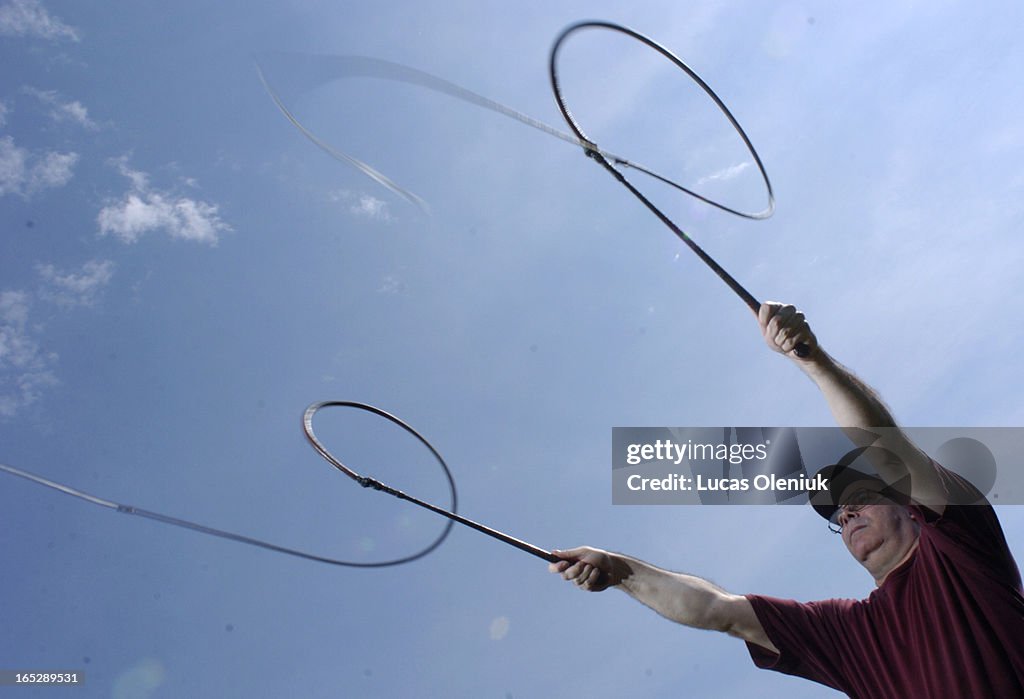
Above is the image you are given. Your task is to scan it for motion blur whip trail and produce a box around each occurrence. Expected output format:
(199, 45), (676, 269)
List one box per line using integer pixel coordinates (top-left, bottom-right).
(256, 63), (430, 214)
(0, 401), (559, 567)
(253, 49), (770, 219)
(0, 460), (446, 568)
(258, 21), (807, 356)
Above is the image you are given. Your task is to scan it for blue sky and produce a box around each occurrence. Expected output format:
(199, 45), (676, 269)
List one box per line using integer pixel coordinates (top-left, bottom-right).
(2, 1), (1023, 697)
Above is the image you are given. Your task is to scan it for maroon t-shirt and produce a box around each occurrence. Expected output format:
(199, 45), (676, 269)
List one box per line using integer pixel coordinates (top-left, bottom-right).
(745, 467), (1024, 698)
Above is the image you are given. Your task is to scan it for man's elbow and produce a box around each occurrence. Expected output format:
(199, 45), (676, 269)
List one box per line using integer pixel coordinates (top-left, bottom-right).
(702, 592), (743, 634)
(706, 593), (778, 653)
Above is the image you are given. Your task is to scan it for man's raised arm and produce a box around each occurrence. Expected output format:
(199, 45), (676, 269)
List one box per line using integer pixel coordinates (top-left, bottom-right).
(549, 546), (778, 654)
(758, 302), (946, 511)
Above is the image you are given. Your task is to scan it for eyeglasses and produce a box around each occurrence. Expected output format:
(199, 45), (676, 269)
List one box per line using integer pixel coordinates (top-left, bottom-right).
(827, 489), (890, 534)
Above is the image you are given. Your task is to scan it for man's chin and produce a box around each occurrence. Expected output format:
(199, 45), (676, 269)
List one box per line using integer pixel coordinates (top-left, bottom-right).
(849, 535), (882, 563)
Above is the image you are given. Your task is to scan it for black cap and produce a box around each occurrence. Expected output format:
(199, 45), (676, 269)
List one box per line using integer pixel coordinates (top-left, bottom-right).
(810, 447), (911, 521)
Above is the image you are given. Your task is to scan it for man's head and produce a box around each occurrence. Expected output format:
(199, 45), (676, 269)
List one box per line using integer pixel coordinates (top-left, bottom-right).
(811, 461), (920, 584)
(834, 488), (920, 582)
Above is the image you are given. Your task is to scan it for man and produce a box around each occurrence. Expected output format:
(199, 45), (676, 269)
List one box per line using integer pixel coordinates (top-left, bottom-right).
(550, 302), (1024, 698)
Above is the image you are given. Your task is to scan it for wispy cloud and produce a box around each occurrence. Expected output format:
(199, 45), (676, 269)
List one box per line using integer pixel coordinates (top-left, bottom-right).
(696, 161), (751, 186)
(0, 135), (78, 197)
(377, 274), (405, 295)
(0, 290), (58, 418)
(0, 0), (79, 41)
(28, 149), (77, 189)
(0, 260), (116, 417)
(0, 100), (8, 127)
(329, 189), (393, 222)
(21, 86), (98, 130)
(97, 158), (231, 245)
(37, 259), (115, 308)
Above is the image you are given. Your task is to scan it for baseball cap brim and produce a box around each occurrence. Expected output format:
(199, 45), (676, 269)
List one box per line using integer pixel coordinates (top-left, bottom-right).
(810, 447), (912, 521)
(810, 465), (885, 520)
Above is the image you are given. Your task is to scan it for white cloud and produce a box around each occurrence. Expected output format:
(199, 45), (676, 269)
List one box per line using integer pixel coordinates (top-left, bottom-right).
(377, 274), (405, 295)
(0, 291), (28, 330)
(0, 136), (27, 195)
(329, 189), (393, 222)
(0, 0), (78, 41)
(22, 86), (98, 130)
(29, 149), (76, 189)
(97, 159), (230, 245)
(488, 616), (510, 641)
(111, 658), (165, 699)
(696, 161), (751, 186)
(0, 259), (116, 416)
(0, 100), (8, 127)
(98, 192), (227, 244)
(0, 290), (58, 418)
(114, 158), (149, 190)
(352, 194), (391, 221)
(37, 259), (115, 308)
(0, 135), (77, 197)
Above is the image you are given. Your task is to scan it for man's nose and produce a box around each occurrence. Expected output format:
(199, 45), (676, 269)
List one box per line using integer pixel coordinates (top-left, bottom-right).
(838, 508), (858, 528)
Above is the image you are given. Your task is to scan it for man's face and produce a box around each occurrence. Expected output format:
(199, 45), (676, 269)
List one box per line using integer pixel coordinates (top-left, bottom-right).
(837, 490), (915, 565)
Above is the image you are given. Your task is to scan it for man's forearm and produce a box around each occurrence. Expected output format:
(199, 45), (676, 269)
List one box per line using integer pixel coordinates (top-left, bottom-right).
(551, 548), (775, 651)
(615, 555), (732, 632)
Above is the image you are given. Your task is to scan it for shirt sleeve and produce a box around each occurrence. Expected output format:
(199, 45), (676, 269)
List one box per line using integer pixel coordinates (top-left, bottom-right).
(744, 594), (856, 692)
(914, 461), (1021, 587)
